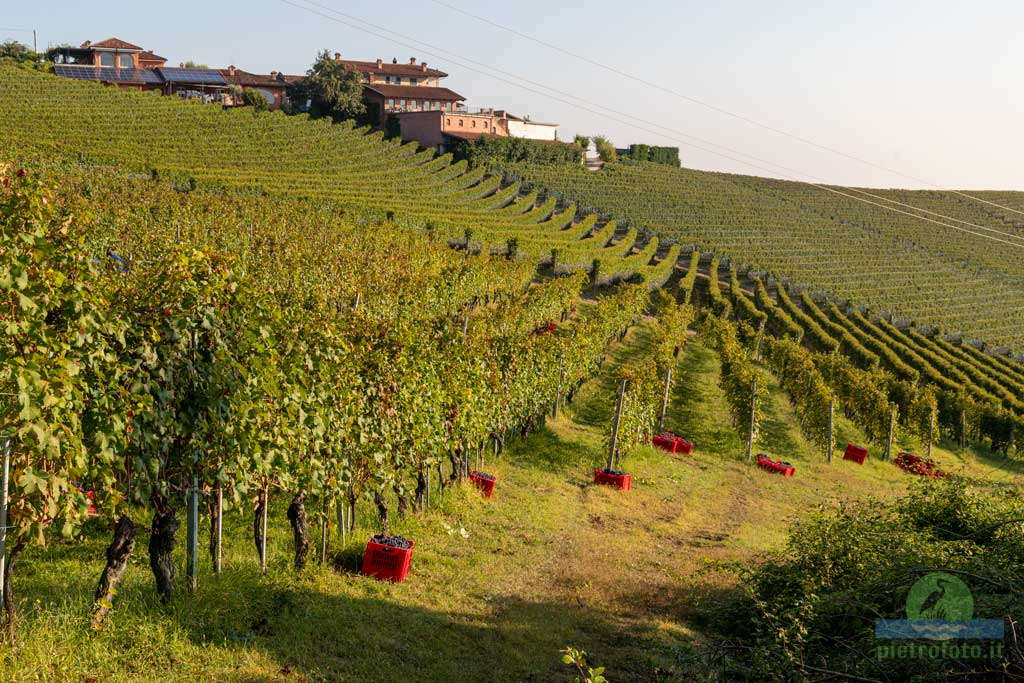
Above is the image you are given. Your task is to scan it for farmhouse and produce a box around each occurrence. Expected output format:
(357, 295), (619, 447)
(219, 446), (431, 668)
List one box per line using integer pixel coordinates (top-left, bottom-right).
(395, 108), (561, 152)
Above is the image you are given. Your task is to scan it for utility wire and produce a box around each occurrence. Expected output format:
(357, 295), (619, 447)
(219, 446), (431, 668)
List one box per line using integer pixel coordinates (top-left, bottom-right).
(280, 0), (1024, 248)
(427, 0), (1024, 218)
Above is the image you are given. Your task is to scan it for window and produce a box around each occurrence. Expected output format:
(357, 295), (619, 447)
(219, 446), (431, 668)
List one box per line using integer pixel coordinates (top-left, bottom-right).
(446, 118), (451, 126)
(410, 77), (418, 85)
(471, 120), (476, 128)
(458, 119), (464, 127)
(399, 99), (406, 109)
(99, 52), (116, 67)
(386, 98), (395, 108)
(118, 53), (133, 68)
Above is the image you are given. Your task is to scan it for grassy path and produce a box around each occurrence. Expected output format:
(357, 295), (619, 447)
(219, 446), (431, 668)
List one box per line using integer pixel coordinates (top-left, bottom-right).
(2, 333), (1020, 681)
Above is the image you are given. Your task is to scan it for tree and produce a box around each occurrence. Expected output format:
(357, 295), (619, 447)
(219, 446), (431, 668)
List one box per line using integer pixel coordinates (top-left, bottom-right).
(593, 136), (617, 162)
(0, 41), (37, 64)
(573, 135), (590, 151)
(286, 50), (366, 123)
(241, 88), (269, 112)
(183, 60), (208, 69)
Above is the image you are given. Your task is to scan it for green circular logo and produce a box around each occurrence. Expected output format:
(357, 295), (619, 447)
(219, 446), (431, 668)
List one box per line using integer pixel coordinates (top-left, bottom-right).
(906, 573), (973, 621)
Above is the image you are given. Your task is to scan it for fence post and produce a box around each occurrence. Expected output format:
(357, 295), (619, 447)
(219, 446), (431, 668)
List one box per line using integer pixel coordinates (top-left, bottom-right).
(607, 379), (627, 470)
(826, 400), (835, 463)
(746, 378), (758, 461)
(657, 368), (673, 433)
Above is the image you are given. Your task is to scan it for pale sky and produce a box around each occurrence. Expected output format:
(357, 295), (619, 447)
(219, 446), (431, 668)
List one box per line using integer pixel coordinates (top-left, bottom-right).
(3, 0), (1022, 189)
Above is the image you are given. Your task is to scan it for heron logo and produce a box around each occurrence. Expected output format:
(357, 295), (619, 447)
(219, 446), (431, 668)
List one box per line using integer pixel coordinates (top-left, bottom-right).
(875, 572), (1004, 661)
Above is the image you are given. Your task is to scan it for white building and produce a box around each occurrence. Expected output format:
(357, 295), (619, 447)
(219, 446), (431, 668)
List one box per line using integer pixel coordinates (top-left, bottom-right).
(505, 113), (559, 141)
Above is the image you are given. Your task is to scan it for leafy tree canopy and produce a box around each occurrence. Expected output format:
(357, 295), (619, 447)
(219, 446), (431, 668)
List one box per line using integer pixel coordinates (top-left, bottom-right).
(286, 49), (366, 123)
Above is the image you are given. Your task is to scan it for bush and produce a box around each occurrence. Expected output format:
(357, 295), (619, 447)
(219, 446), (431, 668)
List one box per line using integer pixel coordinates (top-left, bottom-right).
(240, 88), (269, 111)
(592, 136), (617, 162)
(710, 479), (1024, 680)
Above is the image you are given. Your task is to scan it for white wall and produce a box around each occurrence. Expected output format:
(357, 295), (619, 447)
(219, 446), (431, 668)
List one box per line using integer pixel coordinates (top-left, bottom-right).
(507, 119), (558, 141)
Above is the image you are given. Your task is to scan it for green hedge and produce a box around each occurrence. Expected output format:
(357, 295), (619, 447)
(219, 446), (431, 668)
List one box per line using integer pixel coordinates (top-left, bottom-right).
(456, 135), (583, 168)
(626, 144), (680, 167)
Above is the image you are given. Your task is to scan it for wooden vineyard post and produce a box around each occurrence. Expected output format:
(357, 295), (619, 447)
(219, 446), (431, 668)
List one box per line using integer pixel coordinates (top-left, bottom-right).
(754, 318), (767, 362)
(213, 486), (223, 574)
(0, 437), (10, 595)
(927, 405), (937, 457)
(960, 405), (967, 453)
(425, 468), (431, 508)
(884, 405), (897, 461)
(320, 497), (328, 565)
(553, 354), (564, 418)
(826, 400), (835, 463)
(259, 484), (269, 575)
(186, 451), (199, 591)
(607, 379), (628, 470)
(746, 378), (758, 461)
(657, 368), (673, 433)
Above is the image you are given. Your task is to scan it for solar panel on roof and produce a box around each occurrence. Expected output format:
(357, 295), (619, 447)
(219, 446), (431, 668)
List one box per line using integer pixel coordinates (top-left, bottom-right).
(155, 68), (227, 85)
(53, 65), (162, 84)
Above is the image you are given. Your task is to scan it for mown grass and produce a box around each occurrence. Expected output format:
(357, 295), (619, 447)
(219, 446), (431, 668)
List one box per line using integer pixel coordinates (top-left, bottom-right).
(0, 332), (1018, 681)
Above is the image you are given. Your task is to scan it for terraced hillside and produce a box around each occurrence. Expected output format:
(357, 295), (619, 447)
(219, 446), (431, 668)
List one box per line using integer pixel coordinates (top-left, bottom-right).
(506, 161), (1024, 351)
(0, 64), (675, 285)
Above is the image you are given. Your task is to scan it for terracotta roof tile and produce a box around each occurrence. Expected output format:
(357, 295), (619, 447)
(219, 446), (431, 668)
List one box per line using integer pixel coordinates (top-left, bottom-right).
(366, 84), (464, 101)
(88, 38), (144, 51)
(217, 69), (303, 87)
(138, 51), (166, 62)
(341, 59), (447, 78)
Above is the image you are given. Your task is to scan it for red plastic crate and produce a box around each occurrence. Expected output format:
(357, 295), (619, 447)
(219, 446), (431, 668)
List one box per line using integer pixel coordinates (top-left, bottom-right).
(652, 433), (694, 455)
(843, 443), (869, 465)
(469, 471), (496, 498)
(361, 539), (415, 582)
(756, 454), (795, 477)
(593, 469), (631, 490)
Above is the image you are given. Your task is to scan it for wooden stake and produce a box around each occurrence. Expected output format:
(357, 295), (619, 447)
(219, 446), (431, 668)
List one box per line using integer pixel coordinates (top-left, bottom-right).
(213, 487), (223, 574)
(259, 484), (269, 575)
(746, 378), (758, 461)
(826, 400), (835, 463)
(657, 368), (673, 433)
(885, 405), (897, 460)
(607, 379), (627, 470)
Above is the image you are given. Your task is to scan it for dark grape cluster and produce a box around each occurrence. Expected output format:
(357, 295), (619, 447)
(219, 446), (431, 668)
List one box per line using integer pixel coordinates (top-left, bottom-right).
(470, 471), (495, 481)
(601, 468), (627, 476)
(371, 534), (412, 549)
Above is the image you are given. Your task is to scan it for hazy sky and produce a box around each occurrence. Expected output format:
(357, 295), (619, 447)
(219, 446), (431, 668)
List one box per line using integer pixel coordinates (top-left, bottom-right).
(4, 0), (1022, 189)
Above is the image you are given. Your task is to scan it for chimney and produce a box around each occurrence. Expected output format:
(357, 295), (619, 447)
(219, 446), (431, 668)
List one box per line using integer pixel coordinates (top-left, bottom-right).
(334, 52), (341, 60)
(421, 62), (427, 72)
(81, 40), (91, 48)
(179, 62), (184, 68)
(270, 70), (278, 78)
(409, 57), (417, 65)
(376, 58), (382, 68)
(392, 57), (398, 64)
(228, 65), (236, 76)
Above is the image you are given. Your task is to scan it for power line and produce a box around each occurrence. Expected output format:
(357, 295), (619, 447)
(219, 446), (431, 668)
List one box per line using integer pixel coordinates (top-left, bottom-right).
(427, 0), (1024, 219)
(279, 0), (1024, 250)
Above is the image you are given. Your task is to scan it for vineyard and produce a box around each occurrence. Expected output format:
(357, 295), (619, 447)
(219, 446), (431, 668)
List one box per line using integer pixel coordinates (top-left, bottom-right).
(1, 61), (1024, 680)
(505, 160), (1024, 352)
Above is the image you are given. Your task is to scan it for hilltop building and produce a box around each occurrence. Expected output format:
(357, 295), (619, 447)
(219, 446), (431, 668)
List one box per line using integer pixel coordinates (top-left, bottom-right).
(395, 108), (560, 153)
(46, 40), (554, 142)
